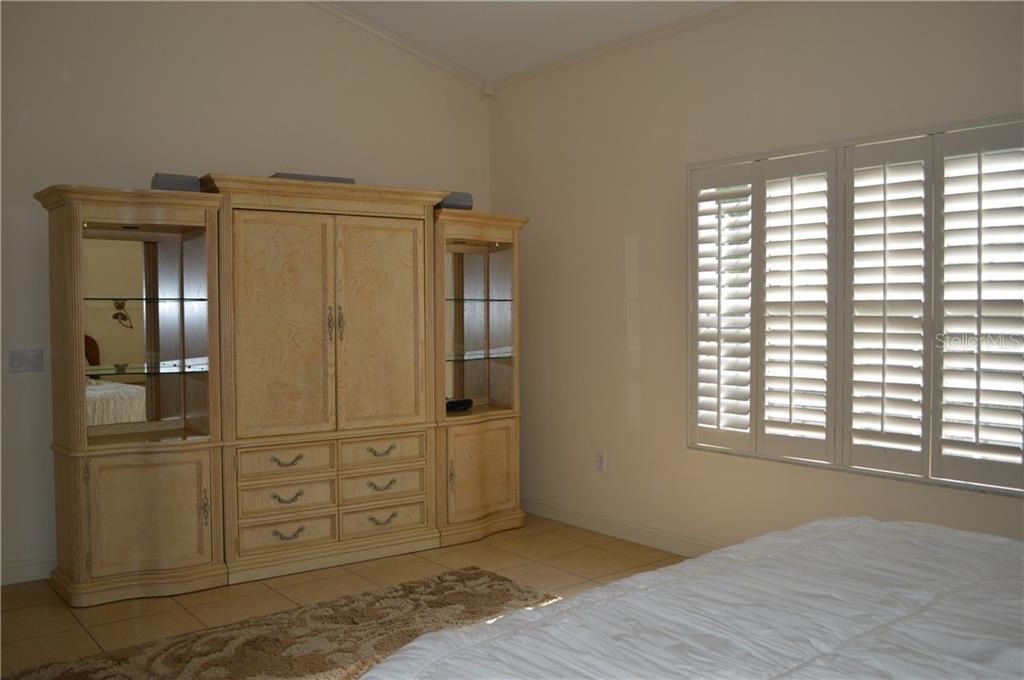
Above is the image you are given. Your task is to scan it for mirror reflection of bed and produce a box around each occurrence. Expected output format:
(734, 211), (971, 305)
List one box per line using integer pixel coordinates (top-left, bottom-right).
(83, 335), (146, 426)
(81, 227), (210, 444)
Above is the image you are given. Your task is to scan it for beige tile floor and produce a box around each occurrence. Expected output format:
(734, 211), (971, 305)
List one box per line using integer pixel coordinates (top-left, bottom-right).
(0, 515), (685, 674)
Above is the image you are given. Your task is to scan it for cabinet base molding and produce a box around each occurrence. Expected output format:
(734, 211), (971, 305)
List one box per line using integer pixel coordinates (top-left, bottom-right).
(51, 563), (228, 608)
(226, 529), (441, 584)
(439, 509), (525, 547)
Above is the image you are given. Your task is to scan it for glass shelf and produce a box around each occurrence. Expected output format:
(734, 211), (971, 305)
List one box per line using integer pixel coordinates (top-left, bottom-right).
(85, 360), (209, 376)
(446, 349), (514, 363)
(443, 238), (515, 411)
(445, 298), (513, 303)
(83, 296), (209, 302)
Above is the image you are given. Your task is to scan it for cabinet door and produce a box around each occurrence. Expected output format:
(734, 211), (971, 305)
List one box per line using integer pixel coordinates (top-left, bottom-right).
(233, 210), (336, 438)
(336, 216), (425, 428)
(87, 450), (213, 578)
(446, 419), (517, 525)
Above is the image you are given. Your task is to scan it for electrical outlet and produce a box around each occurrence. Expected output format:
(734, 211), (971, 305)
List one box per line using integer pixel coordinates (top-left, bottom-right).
(595, 451), (607, 472)
(8, 349), (43, 373)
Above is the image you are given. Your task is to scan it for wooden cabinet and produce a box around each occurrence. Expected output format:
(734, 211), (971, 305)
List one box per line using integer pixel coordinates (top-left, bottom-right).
(434, 210), (528, 546)
(230, 211), (426, 437)
(224, 430), (438, 583)
(336, 216), (426, 429)
(233, 210), (336, 438)
(86, 450), (215, 578)
(37, 186), (227, 606)
(445, 419), (517, 525)
(40, 176), (527, 600)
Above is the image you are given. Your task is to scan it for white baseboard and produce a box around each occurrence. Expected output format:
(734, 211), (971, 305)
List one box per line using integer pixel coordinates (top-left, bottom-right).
(521, 495), (720, 558)
(2, 554), (56, 585)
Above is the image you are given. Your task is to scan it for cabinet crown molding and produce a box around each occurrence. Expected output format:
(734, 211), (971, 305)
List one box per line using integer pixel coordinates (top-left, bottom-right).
(435, 209), (528, 230)
(200, 174), (449, 206)
(34, 185), (223, 211)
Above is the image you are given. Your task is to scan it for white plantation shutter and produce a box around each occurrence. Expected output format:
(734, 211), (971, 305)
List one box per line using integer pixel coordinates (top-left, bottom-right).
(688, 119), (1022, 496)
(691, 163), (756, 451)
(844, 138), (931, 475)
(934, 123), (1024, 490)
(759, 151), (836, 461)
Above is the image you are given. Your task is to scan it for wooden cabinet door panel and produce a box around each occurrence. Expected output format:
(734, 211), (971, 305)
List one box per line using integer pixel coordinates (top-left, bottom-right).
(336, 216), (425, 428)
(233, 210), (335, 438)
(446, 419), (516, 525)
(87, 450), (213, 578)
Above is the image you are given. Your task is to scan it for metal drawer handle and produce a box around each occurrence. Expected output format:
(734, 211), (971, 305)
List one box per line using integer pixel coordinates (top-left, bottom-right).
(271, 489), (305, 504)
(368, 511), (399, 527)
(367, 477), (398, 493)
(367, 444), (396, 458)
(272, 525), (306, 541)
(270, 453), (304, 468)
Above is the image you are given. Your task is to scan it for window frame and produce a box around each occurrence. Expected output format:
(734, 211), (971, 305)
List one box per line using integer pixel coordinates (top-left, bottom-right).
(841, 135), (934, 478)
(686, 116), (1024, 497)
(756, 149), (840, 464)
(689, 161), (758, 454)
(931, 123), (1024, 491)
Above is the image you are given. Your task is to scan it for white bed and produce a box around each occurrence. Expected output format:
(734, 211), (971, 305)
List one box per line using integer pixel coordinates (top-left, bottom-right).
(365, 517), (1024, 679)
(85, 377), (146, 426)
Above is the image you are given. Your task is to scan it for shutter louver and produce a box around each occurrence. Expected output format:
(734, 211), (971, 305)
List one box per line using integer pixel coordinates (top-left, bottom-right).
(937, 138), (1024, 489)
(850, 158), (927, 457)
(763, 171), (829, 441)
(696, 181), (754, 436)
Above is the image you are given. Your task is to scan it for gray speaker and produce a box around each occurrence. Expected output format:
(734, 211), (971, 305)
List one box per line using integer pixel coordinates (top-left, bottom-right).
(151, 173), (201, 192)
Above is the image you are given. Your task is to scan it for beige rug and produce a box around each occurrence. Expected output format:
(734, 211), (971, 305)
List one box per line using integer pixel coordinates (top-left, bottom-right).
(10, 567), (549, 680)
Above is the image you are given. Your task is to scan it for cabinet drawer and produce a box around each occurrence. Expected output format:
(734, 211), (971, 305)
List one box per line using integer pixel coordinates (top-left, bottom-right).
(340, 501), (426, 538)
(340, 435), (423, 468)
(238, 442), (335, 480)
(239, 477), (337, 519)
(239, 514), (337, 555)
(340, 467), (424, 506)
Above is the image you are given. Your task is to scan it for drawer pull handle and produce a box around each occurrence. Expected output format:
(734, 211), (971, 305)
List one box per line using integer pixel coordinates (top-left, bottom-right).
(272, 525), (306, 541)
(367, 477), (398, 492)
(270, 453), (304, 468)
(368, 511), (399, 527)
(271, 489), (305, 504)
(367, 444), (396, 458)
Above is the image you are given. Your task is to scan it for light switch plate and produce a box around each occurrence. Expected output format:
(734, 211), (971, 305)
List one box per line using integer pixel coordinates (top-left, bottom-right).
(9, 349), (43, 373)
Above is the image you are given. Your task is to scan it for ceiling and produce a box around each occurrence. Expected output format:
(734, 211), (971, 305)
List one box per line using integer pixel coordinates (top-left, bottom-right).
(333, 2), (725, 85)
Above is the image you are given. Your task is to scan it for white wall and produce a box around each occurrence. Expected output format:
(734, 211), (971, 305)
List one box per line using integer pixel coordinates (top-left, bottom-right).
(492, 2), (1024, 554)
(1, 1), (491, 583)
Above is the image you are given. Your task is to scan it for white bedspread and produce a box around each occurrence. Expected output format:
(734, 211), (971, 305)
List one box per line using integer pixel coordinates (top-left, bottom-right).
(365, 517), (1023, 679)
(85, 377), (146, 426)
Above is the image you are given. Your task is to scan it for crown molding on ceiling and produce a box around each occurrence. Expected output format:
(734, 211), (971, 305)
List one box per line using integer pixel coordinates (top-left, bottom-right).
(316, 2), (485, 90)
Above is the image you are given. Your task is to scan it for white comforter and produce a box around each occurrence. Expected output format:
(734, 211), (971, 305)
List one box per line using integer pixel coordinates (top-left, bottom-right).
(365, 517), (1023, 679)
(85, 377), (146, 426)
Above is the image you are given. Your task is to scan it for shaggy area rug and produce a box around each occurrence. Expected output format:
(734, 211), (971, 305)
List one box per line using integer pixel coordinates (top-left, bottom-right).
(10, 567), (549, 680)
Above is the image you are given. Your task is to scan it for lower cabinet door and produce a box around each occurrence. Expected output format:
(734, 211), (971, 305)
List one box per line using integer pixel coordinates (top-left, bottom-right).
(87, 450), (214, 578)
(445, 419), (517, 525)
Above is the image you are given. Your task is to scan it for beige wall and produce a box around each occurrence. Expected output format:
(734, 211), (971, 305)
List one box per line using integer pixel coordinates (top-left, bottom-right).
(491, 2), (1024, 554)
(1, 1), (491, 582)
